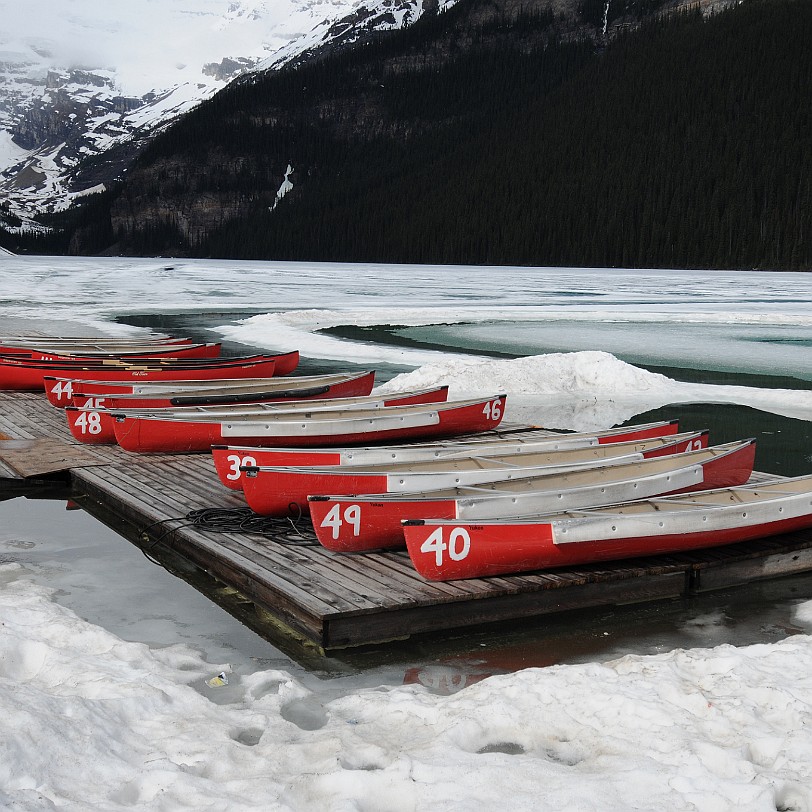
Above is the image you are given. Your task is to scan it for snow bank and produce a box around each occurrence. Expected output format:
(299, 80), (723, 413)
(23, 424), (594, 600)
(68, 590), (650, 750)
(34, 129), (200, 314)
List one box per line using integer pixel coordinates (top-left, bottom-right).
(2, 564), (812, 810)
(216, 308), (474, 367)
(376, 351), (674, 397)
(376, 352), (812, 429)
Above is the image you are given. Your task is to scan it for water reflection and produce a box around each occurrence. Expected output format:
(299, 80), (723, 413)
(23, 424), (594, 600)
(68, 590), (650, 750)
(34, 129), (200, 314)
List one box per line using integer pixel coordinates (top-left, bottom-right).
(630, 402), (812, 477)
(3, 469), (812, 699)
(336, 575), (812, 695)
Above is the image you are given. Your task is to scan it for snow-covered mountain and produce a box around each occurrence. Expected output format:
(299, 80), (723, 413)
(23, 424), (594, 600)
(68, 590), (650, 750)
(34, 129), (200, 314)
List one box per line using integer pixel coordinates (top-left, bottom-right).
(0, 0), (455, 228)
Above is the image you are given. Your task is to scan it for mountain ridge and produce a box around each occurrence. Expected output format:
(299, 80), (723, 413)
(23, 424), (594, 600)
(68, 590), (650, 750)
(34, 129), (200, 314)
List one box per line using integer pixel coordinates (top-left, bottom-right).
(4, 0), (809, 272)
(0, 0), (453, 228)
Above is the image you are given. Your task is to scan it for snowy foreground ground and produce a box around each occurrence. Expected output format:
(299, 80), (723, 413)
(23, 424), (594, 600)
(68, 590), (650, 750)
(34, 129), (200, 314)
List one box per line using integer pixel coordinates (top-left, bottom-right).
(2, 563), (812, 811)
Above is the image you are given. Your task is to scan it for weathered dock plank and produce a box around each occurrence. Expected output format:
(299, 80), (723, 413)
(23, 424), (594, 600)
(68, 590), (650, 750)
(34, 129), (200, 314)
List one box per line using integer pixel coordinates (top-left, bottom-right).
(689, 531), (812, 591)
(2, 389), (812, 651)
(0, 437), (107, 478)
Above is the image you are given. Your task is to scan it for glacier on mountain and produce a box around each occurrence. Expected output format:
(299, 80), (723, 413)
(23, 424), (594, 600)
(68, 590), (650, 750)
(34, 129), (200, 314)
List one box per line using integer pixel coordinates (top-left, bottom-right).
(0, 0), (456, 227)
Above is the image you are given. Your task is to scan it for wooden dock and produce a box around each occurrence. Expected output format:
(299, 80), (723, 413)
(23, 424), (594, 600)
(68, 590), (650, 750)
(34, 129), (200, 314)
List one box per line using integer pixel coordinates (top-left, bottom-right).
(2, 389), (811, 652)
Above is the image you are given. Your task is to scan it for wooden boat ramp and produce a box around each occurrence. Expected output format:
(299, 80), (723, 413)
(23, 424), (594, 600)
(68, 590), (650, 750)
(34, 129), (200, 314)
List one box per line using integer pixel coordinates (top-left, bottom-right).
(1, 389), (811, 653)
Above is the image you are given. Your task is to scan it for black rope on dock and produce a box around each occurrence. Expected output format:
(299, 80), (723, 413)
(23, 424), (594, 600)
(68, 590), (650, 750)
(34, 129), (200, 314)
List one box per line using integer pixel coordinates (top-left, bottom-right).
(138, 507), (318, 563)
(185, 507), (317, 545)
(138, 516), (201, 565)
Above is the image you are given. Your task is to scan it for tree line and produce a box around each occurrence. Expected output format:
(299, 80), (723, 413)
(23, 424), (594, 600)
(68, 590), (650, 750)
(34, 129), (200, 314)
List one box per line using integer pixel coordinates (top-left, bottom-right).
(8, 0), (811, 270)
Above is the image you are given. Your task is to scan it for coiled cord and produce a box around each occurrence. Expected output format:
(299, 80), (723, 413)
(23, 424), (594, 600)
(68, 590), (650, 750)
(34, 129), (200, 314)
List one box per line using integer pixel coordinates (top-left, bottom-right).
(138, 505), (318, 564)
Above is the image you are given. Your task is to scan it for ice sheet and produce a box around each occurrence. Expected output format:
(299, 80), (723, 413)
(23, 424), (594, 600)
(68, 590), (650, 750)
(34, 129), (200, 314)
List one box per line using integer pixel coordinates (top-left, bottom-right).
(3, 256), (808, 427)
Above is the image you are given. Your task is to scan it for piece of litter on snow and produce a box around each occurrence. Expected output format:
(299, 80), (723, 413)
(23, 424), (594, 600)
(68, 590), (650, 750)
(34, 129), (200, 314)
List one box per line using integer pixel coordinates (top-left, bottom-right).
(207, 672), (229, 688)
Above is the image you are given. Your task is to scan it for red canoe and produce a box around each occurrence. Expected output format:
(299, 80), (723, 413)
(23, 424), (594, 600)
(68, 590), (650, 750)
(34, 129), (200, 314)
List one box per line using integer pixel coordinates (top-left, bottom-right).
(64, 370), (377, 410)
(111, 395), (508, 454)
(211, 419), (682, 491)
(308, 440), (756, 552)
(402, 473), (812, 581)
(0, 334), (191, 346)
(18, 352), (299, 394)
(0, 336), (194, 353)
(45, 367), (361, 407)
(240, 431), (708, 517)
(1, 343), (222, 360)
(64, 386), (450, 445)
(2, 351), (298, 391)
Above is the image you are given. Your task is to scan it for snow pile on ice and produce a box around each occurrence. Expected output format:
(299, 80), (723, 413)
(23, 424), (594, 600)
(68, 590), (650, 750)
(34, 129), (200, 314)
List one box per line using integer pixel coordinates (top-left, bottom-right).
(217, 308), (472, 366)
(377, 352), (812, 430)
(376, 351), (674, 397)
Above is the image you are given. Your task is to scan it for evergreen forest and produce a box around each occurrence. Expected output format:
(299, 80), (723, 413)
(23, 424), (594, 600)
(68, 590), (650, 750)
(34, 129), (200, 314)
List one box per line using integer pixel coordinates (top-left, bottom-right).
(10, 0), (812, 271)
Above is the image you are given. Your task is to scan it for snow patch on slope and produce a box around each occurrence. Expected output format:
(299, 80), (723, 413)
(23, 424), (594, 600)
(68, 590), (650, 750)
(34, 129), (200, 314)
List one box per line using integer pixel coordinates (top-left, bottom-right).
(1, 0), (456, 223)
(259, 0), (460, 69)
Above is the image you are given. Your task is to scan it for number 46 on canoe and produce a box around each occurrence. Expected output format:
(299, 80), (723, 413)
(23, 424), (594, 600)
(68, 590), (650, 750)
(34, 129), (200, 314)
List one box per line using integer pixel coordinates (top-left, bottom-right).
(112, 395), (509, 453)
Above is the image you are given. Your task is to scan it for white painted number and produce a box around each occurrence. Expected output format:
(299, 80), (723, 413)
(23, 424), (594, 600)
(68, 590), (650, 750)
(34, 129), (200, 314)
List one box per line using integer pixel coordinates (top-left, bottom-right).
(225, 454), (257, 480)
(79, 397), (106, 409)
(319, 503), (362, 540)
(483, 399), (502, 421)
(419, 526), (471, 566)
(74, 411), (102, 435)
(688, 438), (703, 451)
(52, 380), (73, 401)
